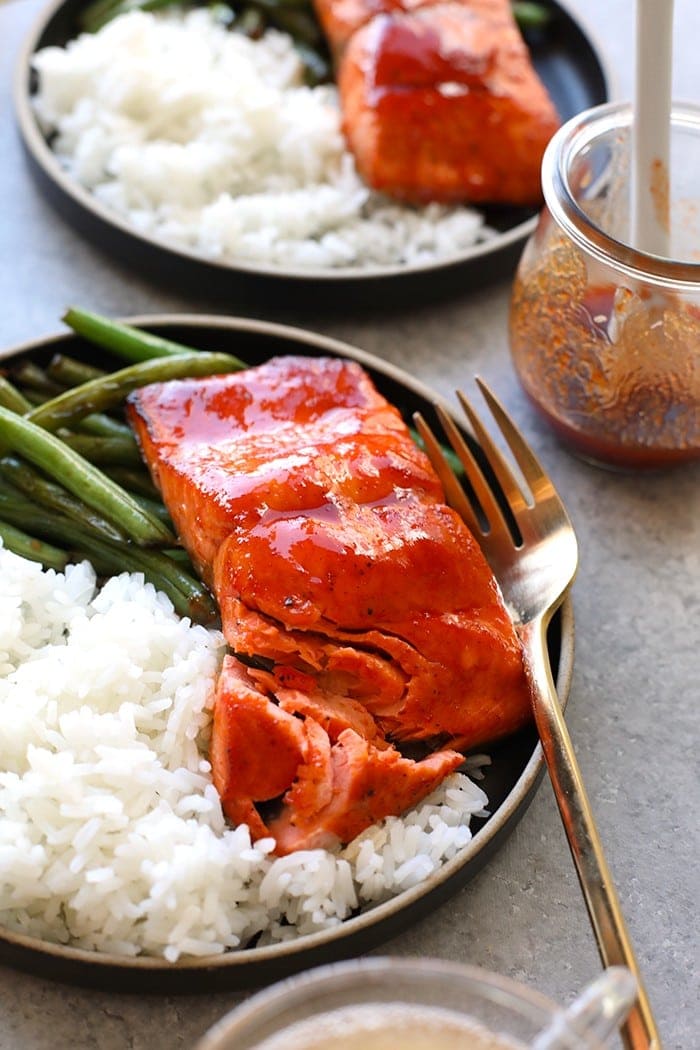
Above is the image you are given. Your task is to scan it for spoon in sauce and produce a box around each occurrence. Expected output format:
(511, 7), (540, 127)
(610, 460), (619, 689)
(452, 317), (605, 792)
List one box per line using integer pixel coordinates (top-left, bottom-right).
(532, 967), (638, 1049)
(630, 0), (675, 256)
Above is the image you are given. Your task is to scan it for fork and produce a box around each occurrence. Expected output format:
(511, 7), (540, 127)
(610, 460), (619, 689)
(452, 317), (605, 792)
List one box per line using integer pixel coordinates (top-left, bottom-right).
(414, 378), (661, 1050)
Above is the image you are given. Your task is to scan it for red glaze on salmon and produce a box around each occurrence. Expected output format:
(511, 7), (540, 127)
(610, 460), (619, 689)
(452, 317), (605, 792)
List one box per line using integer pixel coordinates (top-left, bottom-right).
(317, 0), (560, 205)
(128, 356), (531, 854)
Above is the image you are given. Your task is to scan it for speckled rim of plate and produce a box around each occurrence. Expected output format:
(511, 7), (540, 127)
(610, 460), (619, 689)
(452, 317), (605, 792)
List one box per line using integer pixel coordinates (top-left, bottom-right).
(13, 0), (614, 285)
(0, 315), (575, 992)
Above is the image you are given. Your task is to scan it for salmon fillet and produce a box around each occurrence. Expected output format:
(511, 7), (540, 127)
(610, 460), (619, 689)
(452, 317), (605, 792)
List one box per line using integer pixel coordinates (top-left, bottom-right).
(128, 356), (530, 853)
(334, 0), (560, 204)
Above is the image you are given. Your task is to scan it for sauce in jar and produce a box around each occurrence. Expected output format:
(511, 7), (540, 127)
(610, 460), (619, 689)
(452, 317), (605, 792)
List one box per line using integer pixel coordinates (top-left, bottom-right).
(509, 101), (700, 470)
(509, 231), (700, 469)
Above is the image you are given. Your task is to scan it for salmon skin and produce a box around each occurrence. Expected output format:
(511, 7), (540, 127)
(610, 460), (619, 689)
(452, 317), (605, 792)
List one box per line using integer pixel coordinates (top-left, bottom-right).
(315, 0), (560, 205)
(128, 356), (530, 854)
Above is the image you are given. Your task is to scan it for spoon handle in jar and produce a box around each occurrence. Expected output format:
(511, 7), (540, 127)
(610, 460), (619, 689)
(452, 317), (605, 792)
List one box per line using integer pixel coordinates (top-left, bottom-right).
(631, 0), (674, 255)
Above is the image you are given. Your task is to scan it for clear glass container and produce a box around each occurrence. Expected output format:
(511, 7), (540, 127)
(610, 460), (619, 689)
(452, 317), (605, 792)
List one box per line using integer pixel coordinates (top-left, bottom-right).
(194, 958), (637, 1050)
(509, 101), (700, 469)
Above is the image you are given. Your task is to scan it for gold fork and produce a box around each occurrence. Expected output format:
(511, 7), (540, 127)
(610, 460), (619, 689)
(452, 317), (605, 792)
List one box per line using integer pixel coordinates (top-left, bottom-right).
(414, 378), (661, 1050)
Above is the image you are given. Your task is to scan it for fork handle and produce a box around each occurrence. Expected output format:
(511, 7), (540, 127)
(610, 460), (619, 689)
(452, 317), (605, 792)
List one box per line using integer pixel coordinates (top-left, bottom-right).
(520, 615), (663, 1050)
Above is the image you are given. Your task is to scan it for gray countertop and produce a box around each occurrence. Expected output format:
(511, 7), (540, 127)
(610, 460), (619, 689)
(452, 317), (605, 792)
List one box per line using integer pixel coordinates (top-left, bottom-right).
(1, 0), (698, 1047)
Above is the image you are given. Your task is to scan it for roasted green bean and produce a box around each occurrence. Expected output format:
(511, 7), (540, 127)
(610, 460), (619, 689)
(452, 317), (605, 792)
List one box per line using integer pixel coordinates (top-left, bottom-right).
(80, 0), (179, 32)
(0, 454), (126, 542)
(63, 307), (217, 363)
(0, 491), (215, 623)
(6, 357), (130, 438)
(131, 492), (174, 526)
(0, 519), (69, 570)
(104, 466), (161, 499)
(75, 413), (135, 439)
(10, 361), (64, 398)
(0, 377), (31, 414)
(47, 354), (106, 387)
(0, 407), (174, 547)
(511, 1), (552, 29)
(62, 433), (144, 466)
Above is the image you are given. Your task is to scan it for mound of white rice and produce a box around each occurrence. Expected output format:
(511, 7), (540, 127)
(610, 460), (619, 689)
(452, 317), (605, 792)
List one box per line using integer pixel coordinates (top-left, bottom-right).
(0, 544), (489, 960)
(31, 9), (493, 270)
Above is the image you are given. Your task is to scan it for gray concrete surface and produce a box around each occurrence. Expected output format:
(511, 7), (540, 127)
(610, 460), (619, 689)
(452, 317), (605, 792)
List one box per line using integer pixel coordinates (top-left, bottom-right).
(1, 0), (698, 1046)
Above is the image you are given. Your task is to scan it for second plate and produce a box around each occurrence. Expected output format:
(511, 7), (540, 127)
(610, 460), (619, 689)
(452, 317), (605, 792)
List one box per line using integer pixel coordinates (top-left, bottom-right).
(14, 0), (611, 304)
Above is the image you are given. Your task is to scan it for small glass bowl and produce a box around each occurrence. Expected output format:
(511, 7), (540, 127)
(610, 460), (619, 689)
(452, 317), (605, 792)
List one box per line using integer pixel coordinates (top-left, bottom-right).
(194, 957), (636, 1050)
(509, 101), (700, 470)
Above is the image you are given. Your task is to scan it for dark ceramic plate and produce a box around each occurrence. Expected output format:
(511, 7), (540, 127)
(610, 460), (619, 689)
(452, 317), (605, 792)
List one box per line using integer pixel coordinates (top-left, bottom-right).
(14, 0), (612, 305)
(0, 316), (575, 992)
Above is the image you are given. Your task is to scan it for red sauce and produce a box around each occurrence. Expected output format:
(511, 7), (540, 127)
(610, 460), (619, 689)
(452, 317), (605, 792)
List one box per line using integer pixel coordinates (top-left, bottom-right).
(509, 231), (700, 469)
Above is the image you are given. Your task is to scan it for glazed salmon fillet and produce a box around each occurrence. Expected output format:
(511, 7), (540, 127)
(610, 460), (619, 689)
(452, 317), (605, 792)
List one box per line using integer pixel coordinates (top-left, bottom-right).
(329, 0), (559, 204)
(128, 356), (530, 853)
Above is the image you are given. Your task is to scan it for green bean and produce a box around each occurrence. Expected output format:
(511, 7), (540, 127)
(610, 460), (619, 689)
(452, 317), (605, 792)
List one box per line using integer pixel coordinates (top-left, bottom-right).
(79, 0), (124, 31)
(15, 362), (131, 438)
(294, 40), (331, 86)
(107, 544), (217, 622)
(104, 467), (161, 499)
(11, 386), (133, 439)
(410, 427), (465, 478)
(162, 547), (194, 565)
(11, 361), (65, 397)
(75, 413), (134, 439)
(85, 552), (200, 615)
(0, 407), (173, 547)
(131, 492), (174, 526)
(28, 351), (247, 433)
(0, 519), (69, 571)
(62, 307), (229, 364)
(0, 490), (214, 622)
(0, 486), (36, 512)
(0, 455), (126, 542)
(47, 354), (106, 387)
(62, 434), (143, 466)
(254, 0), (321, 43)
(80, 0), (178, 32)
(512, 1), (552, 30)
(271, 0), (321, 9)
(15, 388), (47, 407)
(73, 533), (216, 622)
(0, 377), (32, 414)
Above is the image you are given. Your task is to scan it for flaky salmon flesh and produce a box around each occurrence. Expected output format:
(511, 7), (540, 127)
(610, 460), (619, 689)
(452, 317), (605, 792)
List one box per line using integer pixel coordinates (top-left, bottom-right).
(127, 356), (530, 854)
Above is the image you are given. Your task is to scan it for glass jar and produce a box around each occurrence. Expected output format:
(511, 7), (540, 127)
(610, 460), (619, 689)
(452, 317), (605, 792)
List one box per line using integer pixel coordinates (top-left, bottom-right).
(509, 101), (700, 469)
(194, 958), (637, 1050)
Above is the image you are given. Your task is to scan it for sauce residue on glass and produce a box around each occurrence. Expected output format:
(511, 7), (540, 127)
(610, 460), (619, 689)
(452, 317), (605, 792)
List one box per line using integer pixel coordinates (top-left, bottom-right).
(509, 230), (700, 469)
(253, 1003), (528, 1050)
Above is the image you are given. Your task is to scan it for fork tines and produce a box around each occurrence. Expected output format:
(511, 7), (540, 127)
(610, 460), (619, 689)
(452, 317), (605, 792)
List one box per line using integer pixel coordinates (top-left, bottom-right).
(414, 378), (553, 547)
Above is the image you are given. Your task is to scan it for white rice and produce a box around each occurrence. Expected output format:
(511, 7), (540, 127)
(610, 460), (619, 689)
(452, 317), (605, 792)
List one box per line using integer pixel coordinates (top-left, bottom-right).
(0, 544), (489, 960)
(31, 9), (493, 270)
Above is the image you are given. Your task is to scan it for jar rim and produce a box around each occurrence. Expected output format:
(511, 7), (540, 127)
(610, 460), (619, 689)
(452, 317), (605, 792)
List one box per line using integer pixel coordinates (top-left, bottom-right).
(541, 99), (700, 291)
